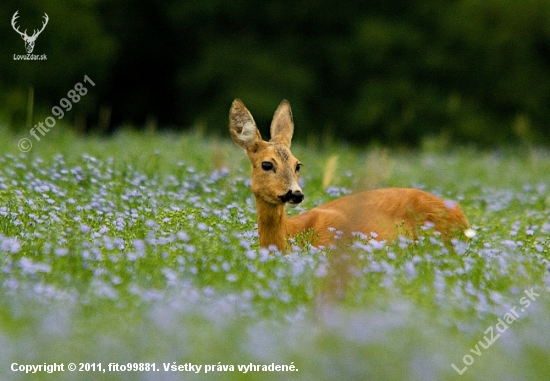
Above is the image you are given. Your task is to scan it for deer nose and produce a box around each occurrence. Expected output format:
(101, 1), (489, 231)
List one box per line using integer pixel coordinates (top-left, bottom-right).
(290, 190), (304, 204)
(280, 190), (304, 204)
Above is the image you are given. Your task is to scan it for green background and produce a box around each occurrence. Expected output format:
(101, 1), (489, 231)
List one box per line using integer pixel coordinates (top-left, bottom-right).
(2, 0), (550, 146)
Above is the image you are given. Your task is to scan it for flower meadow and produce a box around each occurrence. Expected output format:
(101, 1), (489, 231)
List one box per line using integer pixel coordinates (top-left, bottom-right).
(1, 130), (550, 380)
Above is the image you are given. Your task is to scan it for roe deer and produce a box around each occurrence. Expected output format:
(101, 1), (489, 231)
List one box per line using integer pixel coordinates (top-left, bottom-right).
(229, 99), (470, 250)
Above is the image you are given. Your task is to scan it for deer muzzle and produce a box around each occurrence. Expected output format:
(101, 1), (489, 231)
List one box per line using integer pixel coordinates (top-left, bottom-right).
(279, 190), (304, 205)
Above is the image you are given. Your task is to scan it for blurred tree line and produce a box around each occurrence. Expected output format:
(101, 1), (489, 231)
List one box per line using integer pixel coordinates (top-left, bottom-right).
(2, 0), (550, 146)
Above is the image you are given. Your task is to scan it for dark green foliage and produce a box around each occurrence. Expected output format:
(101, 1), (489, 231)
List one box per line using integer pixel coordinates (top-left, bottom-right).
(2, 0), (550, 145)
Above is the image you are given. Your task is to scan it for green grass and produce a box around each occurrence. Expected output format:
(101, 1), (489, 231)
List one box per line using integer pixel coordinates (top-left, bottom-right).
(0, 128), (550, 380)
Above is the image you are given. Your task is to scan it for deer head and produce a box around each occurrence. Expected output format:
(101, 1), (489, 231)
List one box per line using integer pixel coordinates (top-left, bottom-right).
(229, 99), (304, 208)
(12, 11), (49, 54)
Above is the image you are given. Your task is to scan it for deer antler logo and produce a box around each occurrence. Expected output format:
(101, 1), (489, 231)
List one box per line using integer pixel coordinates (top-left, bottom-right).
(11, 10), (49, 54)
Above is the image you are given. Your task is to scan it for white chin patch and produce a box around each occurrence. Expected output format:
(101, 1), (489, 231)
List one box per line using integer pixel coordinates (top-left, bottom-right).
(287, 202), (300, 209)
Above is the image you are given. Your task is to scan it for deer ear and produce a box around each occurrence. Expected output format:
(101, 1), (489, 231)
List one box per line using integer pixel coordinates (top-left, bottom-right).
(229, 99), (263, 151)
(270, 100), (294, 148)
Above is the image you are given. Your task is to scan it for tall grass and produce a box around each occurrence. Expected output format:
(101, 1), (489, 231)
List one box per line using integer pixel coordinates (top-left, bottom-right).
(0, 129), (549, 380)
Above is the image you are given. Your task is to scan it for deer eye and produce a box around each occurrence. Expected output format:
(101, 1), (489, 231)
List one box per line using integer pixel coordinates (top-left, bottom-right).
(261, 162), (273, 171)
(295, 163), (302, 172)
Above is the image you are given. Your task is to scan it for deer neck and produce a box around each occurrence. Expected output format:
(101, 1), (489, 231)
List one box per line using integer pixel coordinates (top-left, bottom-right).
(255, 197), (289, 250)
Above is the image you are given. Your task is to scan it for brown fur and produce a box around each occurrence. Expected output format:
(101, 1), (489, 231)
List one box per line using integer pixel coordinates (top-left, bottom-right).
(229, 99), (469, 250)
